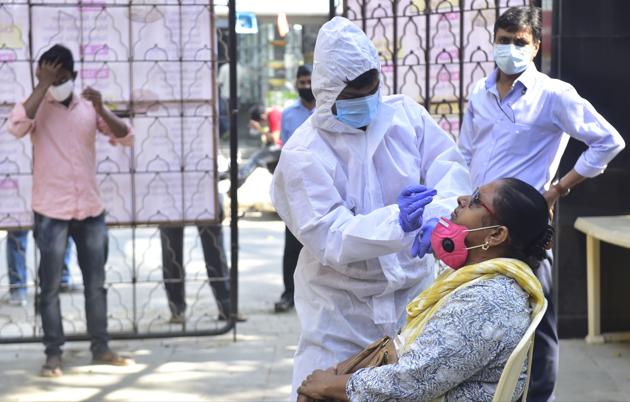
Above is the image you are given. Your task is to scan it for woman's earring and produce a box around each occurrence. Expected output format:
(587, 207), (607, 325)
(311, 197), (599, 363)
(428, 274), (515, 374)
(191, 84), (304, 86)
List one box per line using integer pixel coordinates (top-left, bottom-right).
(481, 242), (490, 251)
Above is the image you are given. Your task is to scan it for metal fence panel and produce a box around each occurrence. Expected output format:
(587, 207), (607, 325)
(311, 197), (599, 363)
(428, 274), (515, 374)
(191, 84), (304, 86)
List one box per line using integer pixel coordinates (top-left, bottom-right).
(0, 0), (235, 342)
(345, 0), (532, 137)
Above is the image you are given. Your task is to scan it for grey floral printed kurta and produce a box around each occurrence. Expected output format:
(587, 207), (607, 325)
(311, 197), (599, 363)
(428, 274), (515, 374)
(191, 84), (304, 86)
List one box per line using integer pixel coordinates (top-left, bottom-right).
(347, 276), (532, 402)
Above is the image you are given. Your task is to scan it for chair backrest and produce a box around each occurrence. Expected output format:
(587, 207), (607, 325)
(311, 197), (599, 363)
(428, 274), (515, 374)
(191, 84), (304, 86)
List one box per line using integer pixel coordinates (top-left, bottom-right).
(492, 298), (548, 402)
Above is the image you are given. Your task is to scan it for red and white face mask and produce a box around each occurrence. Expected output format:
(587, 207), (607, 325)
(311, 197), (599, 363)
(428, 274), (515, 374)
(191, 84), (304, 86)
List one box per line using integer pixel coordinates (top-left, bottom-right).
(430, 218), (500, 270)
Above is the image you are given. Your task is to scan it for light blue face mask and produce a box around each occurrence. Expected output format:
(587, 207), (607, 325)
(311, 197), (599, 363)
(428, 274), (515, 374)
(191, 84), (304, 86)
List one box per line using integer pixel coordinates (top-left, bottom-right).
(493, 44), (532, 75)
(334, 90), (380, 129)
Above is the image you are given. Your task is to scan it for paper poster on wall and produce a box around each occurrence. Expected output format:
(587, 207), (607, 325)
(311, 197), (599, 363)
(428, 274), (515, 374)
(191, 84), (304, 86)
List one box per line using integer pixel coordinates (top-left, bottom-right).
(134, 172), (184, 223)
(183, 171), (216, 221)
(0, 175), (32, 227)
(95, 129), (133, 174)
(98, 173), (133, 225)
(0, 4), (30, 61)
(134, 117), (182, 173)
(182, 61), (213, 100)
(0, 2), (218, 229)
(130, 5), (181, 61)
(81, 62), (131, 103)
(81, 5), (131, 62)
(181, 5), (212, 61)
(183, 116), (214, 172)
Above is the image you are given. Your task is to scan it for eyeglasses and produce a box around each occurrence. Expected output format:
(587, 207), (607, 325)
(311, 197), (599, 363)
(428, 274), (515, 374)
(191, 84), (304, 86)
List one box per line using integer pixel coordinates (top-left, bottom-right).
(470, 188), (500, 222)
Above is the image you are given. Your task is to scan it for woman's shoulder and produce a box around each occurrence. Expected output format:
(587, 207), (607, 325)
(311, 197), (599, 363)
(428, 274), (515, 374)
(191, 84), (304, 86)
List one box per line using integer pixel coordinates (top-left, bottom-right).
(455, 273), (527, 295)
(438, 275), (532, 335)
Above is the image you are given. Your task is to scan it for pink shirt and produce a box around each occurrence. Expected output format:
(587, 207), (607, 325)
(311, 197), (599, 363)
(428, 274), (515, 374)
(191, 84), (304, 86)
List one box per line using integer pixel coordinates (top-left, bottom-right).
(8, 93), (133, 221)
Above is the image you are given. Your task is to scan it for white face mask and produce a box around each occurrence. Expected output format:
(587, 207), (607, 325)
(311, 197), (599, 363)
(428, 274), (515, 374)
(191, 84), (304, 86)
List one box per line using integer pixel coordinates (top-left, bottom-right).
(493, 44), (532, 75)
(48, 80), (74, 102)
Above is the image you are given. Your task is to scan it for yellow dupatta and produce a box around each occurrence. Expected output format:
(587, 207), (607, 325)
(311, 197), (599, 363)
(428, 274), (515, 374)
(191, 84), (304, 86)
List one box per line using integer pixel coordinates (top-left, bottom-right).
(399, 258), (545, 354)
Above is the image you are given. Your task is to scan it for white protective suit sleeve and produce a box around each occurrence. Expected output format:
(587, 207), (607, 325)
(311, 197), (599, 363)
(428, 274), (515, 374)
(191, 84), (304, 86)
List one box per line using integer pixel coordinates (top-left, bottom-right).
(272, 146), (412, 271)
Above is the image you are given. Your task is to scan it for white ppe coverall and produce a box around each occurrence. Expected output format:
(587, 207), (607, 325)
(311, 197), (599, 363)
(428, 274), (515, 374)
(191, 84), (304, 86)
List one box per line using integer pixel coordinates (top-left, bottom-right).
(270, 17), (472, 399)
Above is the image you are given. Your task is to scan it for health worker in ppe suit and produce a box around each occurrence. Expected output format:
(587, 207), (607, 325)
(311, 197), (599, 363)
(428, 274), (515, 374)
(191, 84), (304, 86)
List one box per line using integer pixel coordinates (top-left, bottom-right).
(270, 17), (472, 399)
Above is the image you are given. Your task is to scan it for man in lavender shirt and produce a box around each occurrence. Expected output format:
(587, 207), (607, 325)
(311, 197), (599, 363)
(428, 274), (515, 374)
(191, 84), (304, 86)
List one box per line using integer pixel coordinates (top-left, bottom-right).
(8, 44), (135, 377)
(458, 7), (625, 401)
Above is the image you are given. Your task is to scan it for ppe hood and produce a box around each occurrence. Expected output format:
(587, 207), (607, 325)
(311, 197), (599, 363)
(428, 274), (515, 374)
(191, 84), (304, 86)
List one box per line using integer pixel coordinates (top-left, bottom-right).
(311, 16), (381, 133)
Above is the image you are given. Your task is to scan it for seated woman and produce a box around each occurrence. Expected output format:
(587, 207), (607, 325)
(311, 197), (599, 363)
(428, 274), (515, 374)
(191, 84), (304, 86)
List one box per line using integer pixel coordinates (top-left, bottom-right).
(297, 178), (553, 402)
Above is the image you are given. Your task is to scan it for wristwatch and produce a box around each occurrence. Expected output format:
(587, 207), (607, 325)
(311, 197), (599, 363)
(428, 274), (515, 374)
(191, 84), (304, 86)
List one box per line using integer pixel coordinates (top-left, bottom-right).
(552, 181), (571, 197)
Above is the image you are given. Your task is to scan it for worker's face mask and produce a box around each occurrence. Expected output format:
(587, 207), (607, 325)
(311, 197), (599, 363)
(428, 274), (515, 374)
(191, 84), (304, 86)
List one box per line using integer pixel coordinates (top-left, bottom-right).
(493, 44), (531, 75)
(48, 79), (74, 102)
(298, 87), (314, 103)
(334, 90), (380, 129)
(430, 218), (500, 270)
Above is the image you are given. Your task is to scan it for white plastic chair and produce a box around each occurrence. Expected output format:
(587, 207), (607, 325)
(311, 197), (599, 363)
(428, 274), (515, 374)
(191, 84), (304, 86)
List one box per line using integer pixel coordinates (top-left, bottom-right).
(493, 298), (549, 402)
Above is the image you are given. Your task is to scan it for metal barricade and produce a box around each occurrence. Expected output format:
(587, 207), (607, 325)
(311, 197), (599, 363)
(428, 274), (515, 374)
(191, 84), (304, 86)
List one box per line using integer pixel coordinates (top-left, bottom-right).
(0, 1), (237, 342)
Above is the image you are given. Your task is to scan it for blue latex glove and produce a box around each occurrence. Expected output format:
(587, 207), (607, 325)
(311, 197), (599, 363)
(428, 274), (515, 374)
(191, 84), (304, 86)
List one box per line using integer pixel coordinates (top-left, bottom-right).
(411, 217), (439, 258)
(397, 185), (437, 232)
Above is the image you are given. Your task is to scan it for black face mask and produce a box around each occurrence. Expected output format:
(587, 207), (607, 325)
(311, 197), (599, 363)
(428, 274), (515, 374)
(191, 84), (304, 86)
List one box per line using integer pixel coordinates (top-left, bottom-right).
(298, 87), (315, 103)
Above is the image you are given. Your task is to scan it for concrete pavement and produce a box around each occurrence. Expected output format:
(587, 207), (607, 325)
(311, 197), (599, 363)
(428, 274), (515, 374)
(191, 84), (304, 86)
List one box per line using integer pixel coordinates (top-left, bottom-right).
(557, 340), (630, 401)
(1, 215), (298, 402)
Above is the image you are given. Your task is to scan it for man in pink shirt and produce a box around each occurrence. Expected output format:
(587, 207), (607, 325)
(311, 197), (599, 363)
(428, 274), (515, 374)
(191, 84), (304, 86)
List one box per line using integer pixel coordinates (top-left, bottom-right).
(8, 44), (134, 377)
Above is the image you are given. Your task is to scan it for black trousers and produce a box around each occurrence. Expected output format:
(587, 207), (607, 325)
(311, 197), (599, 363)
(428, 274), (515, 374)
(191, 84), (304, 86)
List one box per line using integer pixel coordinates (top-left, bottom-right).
(281, 226), (303, 300)
(527, 252), (559, 402)
(159, 224), (231, 317)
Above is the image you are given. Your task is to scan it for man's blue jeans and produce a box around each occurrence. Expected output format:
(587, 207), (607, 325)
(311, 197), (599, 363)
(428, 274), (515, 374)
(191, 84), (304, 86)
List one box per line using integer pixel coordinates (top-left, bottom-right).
(7, 230), (29, 299)
(34, 212), (109, 357)
(7, 230), (74, 299)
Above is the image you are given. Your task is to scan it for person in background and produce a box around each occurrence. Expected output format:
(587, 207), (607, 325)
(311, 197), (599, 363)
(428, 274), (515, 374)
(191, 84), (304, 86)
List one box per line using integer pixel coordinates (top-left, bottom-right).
(458, 7), (625, 401)
(8, 44), (135, 377)
(159, 202), (247, 325)
(274, 65), (315, 313)
(237, 104), (282, 186)
(267, 105), (282, 145)
(249, 104), (280, 146)
(6, 231), (76, 306)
